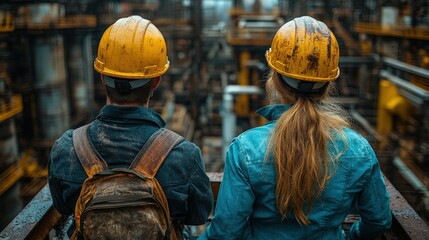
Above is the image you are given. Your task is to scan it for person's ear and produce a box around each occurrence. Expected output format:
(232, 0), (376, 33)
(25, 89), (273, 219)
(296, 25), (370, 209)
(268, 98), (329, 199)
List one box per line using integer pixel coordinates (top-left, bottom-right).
(100, 75), (106, 84)
(151, 76), (161, 90)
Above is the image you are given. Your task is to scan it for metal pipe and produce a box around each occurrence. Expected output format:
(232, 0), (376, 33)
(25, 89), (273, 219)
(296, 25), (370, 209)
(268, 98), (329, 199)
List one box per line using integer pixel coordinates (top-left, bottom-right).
(222, 85), (263, 159)
(379, 70), (429, 106)
(339, 56), (374, 66)
(383, 57), (429, 79)
(393, 156), (429, 200)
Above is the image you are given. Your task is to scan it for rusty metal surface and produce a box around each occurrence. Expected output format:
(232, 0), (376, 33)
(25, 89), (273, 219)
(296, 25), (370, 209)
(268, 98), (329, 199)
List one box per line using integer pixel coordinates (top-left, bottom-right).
(0, 184), (61, 240)
(384, 176), (429, 240)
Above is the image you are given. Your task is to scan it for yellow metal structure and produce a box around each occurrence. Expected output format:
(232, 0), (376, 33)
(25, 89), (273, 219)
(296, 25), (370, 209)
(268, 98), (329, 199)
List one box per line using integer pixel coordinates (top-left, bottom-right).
(0, 95), (23, 122)
(354, 22), (429, 41)
(0, 94), (23, 197)
(266, 16), (340, 82)
(0, 160), (23, 196)
(235, 51), (251, 116)
(226, 13), (279, 117)
(94, 15), (169, 79)
(0, 149), (47, 196)
(376, 79), (412, 148)
(0, 12), (14, 32)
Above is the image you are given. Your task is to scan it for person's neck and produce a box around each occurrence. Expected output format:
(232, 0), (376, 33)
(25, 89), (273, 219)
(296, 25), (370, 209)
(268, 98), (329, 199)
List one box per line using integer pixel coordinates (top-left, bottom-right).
(106, 98), (149, 107)
(108, 103), (148, 107)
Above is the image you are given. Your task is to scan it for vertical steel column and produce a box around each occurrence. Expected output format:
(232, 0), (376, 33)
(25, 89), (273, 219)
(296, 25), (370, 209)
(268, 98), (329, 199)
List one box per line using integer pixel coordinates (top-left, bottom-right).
(82, 34), (95, 120)
(222, 85), (263, 159)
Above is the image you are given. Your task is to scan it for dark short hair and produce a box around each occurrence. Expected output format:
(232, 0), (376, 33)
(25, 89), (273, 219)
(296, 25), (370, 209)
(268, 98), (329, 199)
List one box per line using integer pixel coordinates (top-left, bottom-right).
(105, 77), (153, 105)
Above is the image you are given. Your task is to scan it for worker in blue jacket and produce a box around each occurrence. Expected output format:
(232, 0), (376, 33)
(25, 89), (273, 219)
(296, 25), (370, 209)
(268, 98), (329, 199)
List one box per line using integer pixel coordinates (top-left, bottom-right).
(199, 16), (392, 240)
(48, 16), (213, 238)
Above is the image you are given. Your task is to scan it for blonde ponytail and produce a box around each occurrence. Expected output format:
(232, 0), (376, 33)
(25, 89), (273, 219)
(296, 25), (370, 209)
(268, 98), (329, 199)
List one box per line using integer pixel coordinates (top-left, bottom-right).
(266, 72), (349, 225)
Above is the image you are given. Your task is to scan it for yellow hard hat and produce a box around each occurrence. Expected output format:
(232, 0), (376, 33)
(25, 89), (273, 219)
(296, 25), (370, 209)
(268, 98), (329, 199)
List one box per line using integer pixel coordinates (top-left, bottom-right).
(94, 15), (169, 79)
(266, 16), (340, 82)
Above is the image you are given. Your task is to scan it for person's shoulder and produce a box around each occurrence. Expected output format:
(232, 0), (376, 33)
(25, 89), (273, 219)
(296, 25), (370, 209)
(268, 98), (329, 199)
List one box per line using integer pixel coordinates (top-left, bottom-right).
(340, 128), (376, 162)
(229, 124), (273, 162)
(175, 138), (200, 151)
(237, 122), (274, 140)
(51, 129), (74, 152)
(343, 128), (371, 147)
(49, 128), (85, 180)
(165, 137), (206, 176)
(233, 123), (273, 150)
(171, 138), (203, 162)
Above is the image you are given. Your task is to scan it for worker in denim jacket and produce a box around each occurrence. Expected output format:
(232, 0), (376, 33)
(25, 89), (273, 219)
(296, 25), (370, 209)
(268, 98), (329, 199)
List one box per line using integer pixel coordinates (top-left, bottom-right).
(48, 16), (213, 238)
(200, 16), (392, 240)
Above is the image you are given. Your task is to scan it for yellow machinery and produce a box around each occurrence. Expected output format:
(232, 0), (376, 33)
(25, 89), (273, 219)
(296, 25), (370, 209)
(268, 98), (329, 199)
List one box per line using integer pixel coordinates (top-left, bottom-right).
(0, 84), (46, 203)
(0, 95), (23, 196)
(376, 78), (413, 149)
(0, 9), (14, 32)
(227, 3), (282, 117)
(377, 58), (429, 148)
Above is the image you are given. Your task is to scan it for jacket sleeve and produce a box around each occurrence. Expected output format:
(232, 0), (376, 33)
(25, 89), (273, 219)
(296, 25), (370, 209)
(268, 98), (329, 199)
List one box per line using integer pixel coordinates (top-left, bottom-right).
(348, 148), (392, 239)
(48, 140), (75, 216)
(199, 138), (254, 239)
(48, 174), (81, 216)
(48, 130), (83, 216)
(185, 147), (214, 225)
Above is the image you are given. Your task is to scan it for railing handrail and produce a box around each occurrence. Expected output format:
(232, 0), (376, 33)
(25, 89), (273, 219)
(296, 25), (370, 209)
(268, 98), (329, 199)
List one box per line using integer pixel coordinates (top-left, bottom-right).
(0, 184), (61, 240)
(1, 172), (429, 239)
(383, 56), (429, 79)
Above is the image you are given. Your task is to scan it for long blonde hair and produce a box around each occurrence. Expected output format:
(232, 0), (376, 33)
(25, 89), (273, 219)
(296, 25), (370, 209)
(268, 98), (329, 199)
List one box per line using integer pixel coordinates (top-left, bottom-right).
(266, 71), (350, 225)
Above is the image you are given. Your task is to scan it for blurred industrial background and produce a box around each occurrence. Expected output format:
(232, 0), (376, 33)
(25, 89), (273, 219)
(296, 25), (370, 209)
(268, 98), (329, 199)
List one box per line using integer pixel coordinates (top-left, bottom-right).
(0, 0), (429, 238)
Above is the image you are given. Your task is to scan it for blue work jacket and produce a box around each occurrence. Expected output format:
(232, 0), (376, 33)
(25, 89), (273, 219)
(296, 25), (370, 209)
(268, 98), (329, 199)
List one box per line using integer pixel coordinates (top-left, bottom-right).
(48, 105), (213, 225)
(199, 104), (392, 240)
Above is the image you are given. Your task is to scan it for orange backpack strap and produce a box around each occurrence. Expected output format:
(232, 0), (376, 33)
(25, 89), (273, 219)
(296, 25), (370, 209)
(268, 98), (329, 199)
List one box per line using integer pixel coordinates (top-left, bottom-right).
(72, 124), (108, 178)
(130, 128), (184, 177)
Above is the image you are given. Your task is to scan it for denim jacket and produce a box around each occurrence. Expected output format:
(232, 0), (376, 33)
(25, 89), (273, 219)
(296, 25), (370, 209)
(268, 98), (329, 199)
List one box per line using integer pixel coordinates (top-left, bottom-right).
(199, 104), (392, 240)
(48, 105), (213, 225)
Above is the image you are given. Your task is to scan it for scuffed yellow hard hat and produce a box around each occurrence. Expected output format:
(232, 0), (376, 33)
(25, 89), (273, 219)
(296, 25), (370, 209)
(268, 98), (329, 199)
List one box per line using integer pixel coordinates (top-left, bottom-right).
(94, 15), (169, 79)
(266, 16), (340, 82)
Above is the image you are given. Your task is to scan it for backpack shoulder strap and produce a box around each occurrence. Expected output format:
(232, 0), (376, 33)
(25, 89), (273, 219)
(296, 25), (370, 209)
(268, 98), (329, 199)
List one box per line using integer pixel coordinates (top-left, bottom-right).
(72, 124), (108, 178)
(130, 128), (184, 177)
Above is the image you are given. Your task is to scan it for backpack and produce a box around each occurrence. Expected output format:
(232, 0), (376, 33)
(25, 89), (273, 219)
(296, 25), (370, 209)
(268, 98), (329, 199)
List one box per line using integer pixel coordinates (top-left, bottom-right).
(71, 125), (184, 240)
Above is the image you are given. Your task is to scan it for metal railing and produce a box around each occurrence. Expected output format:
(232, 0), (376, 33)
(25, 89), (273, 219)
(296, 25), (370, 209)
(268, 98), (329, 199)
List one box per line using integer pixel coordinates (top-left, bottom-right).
(1, 172), (429, 239)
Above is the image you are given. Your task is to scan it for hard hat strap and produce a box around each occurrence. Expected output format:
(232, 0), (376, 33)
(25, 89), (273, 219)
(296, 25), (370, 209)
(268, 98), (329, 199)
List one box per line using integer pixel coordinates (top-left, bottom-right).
(280, 74), (328, 95)
(277, 73), (329, 101)
(104, 75), (151, 92)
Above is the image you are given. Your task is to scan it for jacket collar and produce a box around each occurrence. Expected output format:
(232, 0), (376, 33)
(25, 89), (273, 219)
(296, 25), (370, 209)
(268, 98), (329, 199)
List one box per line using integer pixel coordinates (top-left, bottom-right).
(256, 104), (291, 122)
(96, 104), (166, 127)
